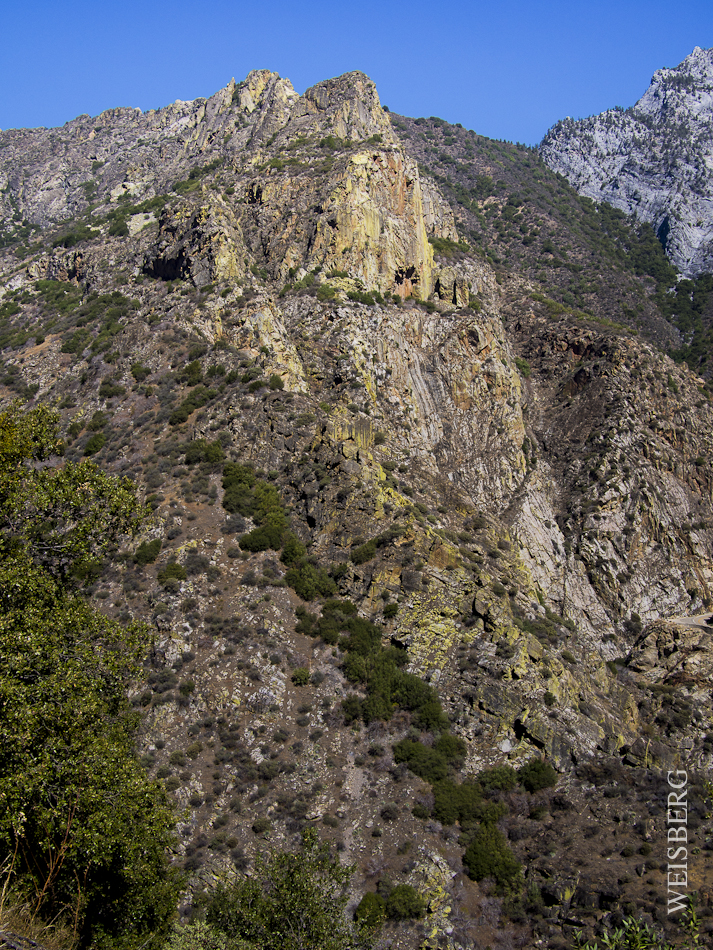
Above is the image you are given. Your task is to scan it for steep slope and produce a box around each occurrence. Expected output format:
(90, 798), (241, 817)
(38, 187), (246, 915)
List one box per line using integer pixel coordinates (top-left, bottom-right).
(390, 112), (679, 350)
(540, 46), (713, 279)
(2, 71), (713, 949)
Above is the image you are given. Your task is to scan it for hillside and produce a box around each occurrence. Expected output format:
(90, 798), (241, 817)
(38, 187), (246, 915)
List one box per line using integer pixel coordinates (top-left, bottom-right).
(1, 69), (713, 950)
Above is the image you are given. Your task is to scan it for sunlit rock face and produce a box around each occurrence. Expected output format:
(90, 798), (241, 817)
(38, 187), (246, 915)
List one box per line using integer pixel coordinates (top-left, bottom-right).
(540, 46), (713, 277)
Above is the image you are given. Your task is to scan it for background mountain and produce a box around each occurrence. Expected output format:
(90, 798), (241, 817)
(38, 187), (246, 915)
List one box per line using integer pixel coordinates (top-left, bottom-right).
(540, 46), (713, 280)
(1, 66), (713, 950)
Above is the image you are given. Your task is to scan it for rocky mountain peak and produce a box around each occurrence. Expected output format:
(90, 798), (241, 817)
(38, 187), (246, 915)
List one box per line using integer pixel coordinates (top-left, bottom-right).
(540, 46), (713, 277)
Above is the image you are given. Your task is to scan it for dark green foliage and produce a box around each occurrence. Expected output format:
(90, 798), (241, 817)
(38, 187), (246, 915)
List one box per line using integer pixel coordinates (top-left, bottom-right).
(431, 781), (508, 826)
(131, 363), (151, 382)
(52, 223), (99, 248)
(280, 532), (307, 565)
(354, 892), (386, 927)
(204, 828), (371, 950)
(184, 439), (224, 465)
(383, 602), (398, 618)
(83, 432), (106, 455)
(463, 824), (521, 889)
(169, 385), (217, 425)
(284, 559), (337, 600)
(347, 289), (383, 306)
(240, 523), (286, 552)
(157, 561), (187, 584)
(34, 279), (82, 316)
(292, 667), (310, 686)
(0, 405), (180, 948)
(392, 739), (454, 783)
(269, 374), (285, 389)
(351, 539), (377, 564)
(180, 360), (203, 386)
(351, 526), (406, 565)
(99, 378), (125, 398)
(664, 274), (713, 372)
(385, 884), (426, 919)
(428, 235), (471, 256)
(61, 328), (92, 354)
(478, 765), (518, 792)
(518, 759), (558, 792)
(87, 411), (108, 431)
(514, 356), (531, 378)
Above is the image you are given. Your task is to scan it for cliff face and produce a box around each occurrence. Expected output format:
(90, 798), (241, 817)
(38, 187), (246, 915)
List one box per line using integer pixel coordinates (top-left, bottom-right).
(2, 68), (713, 948)
(540, 46), (713, 277)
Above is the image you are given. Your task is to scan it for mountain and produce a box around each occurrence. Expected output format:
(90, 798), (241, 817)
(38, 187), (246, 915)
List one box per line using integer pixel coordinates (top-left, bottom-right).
(2, 69), (713, 950)
(540, 46), (713, 279)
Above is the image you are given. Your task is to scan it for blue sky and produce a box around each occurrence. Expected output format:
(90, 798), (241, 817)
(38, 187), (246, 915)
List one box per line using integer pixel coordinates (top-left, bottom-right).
(2, 0), (711, 144)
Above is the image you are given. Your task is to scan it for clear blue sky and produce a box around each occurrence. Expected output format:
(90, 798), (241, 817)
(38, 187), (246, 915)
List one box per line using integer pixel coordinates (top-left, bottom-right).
(2, 0), (711, 144)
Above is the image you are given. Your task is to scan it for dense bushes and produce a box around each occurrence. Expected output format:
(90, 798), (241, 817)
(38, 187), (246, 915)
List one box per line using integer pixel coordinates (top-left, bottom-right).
(518, 758), (557, 792)
(184, 439), (224, 465)
(169, 385), (218, 425)
(135, 539), (162, 564)
(0, 405), (180, 949)
(463, 824), (522, 888)
(199, 829), (371, 950)
(284, 560), (337, 600)
(393, 734), (465, 783)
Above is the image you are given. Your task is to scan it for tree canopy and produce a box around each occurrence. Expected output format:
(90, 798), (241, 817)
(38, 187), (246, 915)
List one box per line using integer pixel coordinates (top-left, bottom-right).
(0, 404), (180, 950)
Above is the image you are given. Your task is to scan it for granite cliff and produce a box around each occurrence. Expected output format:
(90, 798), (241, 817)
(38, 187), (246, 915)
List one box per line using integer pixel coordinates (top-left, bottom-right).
(540, 46), (713, 278)
(2, 68), (713, 949)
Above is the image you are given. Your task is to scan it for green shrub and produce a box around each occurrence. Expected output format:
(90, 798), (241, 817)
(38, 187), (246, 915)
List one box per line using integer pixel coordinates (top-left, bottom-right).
(239, 524), (285, 552)
(478, 765), (518, 792)
(514, 356), (531, 378)
(354, 892), (386, 927)
(351, 539), (377, 564)
(280, 533), (306, 566)
(383, 603), (398, 618)
(269, 374), (285, 390)
(135, 539), (162, 565)
(291, 667), (310, 686)
(392, 740), (450, 783)
(184, 439), (224, 465)
(316, 283), (337, 302)
(385, 884), (426, 919)
(463, 824), (521, 889)
(205, 828), (364, 949)
(285, 560), (337, 601)
(98, 378), (125, 398)
(167, 921), (227, 950)
(518, 759), (557, 792)
(157, 561), (187, 585)
(131, 363), (152, 382)
(83, 433), (106, 455)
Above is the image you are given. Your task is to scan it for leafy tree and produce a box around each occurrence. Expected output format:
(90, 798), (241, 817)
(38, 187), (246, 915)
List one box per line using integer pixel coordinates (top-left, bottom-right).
(0, 404), (181, 949)
(204, 828), (374, 950)
(463, 824), (522, 890)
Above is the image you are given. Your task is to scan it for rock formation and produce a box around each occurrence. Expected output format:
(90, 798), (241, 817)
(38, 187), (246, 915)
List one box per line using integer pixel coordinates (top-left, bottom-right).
(540, 46), (713, 277)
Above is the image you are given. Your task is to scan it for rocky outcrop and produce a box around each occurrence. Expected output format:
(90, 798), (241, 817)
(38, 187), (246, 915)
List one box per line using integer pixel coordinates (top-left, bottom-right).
(540, 46), (713, 276)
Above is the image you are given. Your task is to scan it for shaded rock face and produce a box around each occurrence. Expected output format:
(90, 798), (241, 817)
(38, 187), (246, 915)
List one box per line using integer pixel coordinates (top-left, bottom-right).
(540, 46), (713, 276)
